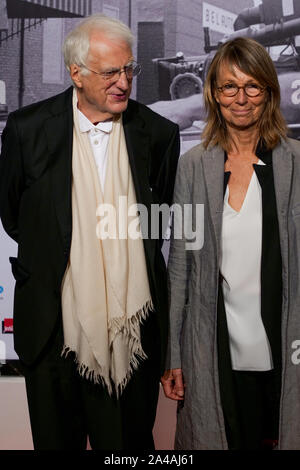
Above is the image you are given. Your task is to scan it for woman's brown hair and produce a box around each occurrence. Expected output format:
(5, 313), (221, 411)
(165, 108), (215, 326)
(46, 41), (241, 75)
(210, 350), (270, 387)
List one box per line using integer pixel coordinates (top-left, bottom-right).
(202, 37), (288, 151)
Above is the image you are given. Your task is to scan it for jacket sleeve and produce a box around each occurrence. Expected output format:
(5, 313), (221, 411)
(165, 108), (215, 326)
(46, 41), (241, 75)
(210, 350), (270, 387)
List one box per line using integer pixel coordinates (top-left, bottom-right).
(154, 124), (180, 207)
(0, 113), (25, 243)
(165, 155), (192, 370)
(150, 124), (180, 245)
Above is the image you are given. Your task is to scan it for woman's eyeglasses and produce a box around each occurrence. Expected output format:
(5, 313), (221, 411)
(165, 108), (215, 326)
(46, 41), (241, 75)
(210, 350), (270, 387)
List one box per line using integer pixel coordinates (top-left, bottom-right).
(217, 83), (265, 97)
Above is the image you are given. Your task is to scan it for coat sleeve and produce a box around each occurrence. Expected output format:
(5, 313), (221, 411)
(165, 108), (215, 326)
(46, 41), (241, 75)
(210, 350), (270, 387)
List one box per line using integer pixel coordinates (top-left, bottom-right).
(154, 124), (180, 207)
(150, 123), (180, 246)
(165, 155), (192, 370)
(0, 113), (25, 243)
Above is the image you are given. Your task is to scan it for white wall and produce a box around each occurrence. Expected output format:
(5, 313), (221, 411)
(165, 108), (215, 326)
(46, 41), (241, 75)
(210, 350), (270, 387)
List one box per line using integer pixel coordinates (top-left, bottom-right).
(0, 378), (176, 450)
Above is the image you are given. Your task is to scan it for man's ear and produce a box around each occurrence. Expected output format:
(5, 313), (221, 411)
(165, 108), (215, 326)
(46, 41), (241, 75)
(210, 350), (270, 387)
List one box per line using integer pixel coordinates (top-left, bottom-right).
(70, 64), (83, 88)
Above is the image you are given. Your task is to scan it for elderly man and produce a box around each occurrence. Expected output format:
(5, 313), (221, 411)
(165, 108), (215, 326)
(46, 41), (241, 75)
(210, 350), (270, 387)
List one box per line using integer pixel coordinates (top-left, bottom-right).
(0, 15), (179, 450)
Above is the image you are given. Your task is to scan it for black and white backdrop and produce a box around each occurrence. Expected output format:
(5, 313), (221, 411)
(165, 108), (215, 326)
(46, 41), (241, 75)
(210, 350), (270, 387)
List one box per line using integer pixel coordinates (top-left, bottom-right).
(0, 0), (300, 362)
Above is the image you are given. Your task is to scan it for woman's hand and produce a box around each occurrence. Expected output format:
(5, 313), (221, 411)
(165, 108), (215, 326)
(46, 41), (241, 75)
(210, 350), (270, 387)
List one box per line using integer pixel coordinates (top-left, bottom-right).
(161, 368), (185, 401)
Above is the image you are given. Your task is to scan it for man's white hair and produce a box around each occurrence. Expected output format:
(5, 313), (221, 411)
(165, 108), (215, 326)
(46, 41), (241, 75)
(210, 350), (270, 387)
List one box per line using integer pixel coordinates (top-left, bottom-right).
(63, 14), (134, 74)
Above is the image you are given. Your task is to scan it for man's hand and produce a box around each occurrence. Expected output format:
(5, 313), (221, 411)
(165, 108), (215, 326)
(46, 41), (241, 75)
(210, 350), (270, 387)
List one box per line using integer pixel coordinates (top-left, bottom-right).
(161, 368), (185, 401)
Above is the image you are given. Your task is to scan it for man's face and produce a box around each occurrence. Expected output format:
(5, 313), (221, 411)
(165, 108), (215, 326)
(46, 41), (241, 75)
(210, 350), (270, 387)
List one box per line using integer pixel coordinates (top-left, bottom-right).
(71, 32), (133, 122)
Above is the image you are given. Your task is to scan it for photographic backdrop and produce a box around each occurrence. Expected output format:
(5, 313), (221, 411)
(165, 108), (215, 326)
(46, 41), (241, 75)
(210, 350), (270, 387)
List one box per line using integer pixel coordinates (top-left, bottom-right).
(0, 0), (300, 361)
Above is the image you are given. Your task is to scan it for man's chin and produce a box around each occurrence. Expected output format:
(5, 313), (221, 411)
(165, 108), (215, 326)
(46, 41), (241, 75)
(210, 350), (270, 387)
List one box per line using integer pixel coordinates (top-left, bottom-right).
(108, 99), (129, 115)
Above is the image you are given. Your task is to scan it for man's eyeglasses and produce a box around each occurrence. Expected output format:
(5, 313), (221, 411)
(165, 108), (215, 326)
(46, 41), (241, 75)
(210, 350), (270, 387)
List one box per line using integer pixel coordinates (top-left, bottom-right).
(216, 83), (265, 97)
(81, 61), (141, 82)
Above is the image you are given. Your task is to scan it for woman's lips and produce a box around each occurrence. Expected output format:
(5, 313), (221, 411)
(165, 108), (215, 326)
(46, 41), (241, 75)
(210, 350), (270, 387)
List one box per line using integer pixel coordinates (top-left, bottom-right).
(231, 109), (251, 115)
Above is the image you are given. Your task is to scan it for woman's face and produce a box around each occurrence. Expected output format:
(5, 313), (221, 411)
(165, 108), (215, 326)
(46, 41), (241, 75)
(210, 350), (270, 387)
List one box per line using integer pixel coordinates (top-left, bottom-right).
(214, 61), (267, 132)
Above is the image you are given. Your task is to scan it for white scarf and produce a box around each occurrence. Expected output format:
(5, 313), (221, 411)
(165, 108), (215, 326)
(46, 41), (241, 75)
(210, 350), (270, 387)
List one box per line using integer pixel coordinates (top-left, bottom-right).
(61, 90), (153, 396)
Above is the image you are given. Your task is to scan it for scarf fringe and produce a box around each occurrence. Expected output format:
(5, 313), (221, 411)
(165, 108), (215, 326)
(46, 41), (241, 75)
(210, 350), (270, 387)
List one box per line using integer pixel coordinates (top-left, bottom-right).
(61, 346), (113, 396)
(113, 299), (154, 398)
(61, 299), (154, 398)
(108, 298), (154, 345)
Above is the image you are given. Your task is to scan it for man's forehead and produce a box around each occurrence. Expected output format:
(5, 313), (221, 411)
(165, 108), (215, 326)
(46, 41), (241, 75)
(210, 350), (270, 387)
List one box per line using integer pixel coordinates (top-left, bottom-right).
(89, 31), (131, 51)
(87, 33), (133, 65)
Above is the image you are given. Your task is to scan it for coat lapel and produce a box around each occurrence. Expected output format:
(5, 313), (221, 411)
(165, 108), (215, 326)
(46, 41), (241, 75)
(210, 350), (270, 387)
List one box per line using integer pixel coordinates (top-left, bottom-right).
(123, 101), (156, 270)
(272, 139), (293, 221)
(44, 88), (73, 260)
(202, 145), (225, 259)
(272, 139), (293, 294)
(123, 101), (152, 209)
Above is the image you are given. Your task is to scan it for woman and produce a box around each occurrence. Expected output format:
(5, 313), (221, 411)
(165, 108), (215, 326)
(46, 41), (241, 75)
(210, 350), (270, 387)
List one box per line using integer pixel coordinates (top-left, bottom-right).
(162, 37), (300, 450)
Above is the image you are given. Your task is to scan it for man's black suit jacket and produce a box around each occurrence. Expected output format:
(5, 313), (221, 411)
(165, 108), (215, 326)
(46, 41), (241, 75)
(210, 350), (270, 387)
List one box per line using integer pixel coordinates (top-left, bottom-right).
(0, 86), (180, 372)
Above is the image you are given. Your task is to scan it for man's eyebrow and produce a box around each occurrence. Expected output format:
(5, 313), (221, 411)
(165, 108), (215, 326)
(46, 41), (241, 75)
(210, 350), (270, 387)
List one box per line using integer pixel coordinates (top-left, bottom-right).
(102, 60), (135, 72)
(102, 67), (120, 72)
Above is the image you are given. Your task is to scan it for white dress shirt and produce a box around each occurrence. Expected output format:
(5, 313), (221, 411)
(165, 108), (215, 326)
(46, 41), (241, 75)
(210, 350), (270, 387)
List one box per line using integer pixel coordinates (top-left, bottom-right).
(77, 108), (113, 192)
(220, 160), (273, 371)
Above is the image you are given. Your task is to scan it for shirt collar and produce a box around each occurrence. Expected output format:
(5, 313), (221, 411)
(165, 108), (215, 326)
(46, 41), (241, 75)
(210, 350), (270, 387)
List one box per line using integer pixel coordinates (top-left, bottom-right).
(77, 107), (113, 134)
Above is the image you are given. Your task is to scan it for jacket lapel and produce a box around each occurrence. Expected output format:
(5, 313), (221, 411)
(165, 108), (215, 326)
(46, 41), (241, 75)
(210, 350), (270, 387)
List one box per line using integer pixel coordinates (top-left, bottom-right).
(123, 101), (156, 270)
(44, 87), (73, 261)
(272, 139), (293, 296)
(272, 139), (293, 221)
(202, 145), (225, 260)
(123, 101), (152, 209)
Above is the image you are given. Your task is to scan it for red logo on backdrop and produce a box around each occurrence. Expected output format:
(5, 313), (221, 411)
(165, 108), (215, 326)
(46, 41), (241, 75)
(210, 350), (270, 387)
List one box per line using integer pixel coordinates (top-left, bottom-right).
(2, 318), (13, 334)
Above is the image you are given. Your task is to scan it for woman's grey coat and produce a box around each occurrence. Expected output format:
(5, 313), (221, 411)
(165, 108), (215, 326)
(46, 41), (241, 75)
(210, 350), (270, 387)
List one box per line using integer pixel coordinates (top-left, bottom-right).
(167, 137), (300, 450)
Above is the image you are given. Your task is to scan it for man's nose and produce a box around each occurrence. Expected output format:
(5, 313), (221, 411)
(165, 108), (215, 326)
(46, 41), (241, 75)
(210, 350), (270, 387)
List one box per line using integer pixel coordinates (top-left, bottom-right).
(115, 70), (129, 89)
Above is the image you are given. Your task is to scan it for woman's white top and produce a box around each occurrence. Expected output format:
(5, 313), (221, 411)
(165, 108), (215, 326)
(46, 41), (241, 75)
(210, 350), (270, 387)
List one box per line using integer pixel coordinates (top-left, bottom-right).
(220, 160), (273, 371)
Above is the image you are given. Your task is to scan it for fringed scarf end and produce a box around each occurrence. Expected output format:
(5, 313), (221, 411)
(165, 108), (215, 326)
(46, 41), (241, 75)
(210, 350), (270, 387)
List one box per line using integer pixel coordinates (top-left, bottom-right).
(61, 345), (113, 396)
(61, 298), (154, 398)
